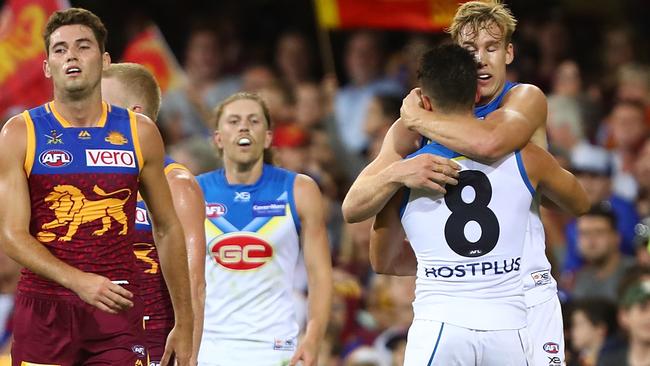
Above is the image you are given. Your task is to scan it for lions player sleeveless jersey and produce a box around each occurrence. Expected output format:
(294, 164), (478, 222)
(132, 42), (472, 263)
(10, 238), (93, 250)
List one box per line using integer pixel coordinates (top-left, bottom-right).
(197, 164), (301, 343)
(20, 102), (142, 296)
(400, 143), (533, 330)
(132, 157), (187, 330)
(475, 81), (558, 307)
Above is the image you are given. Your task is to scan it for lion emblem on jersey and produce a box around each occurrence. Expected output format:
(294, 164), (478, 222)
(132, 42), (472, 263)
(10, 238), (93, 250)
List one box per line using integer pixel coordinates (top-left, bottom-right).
(37, 185), (132, 242)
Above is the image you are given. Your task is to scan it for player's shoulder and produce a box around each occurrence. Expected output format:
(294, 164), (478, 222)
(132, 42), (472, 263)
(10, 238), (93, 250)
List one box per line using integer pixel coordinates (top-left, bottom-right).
(1, 113), (28, 141)
(293, 173), (321, 200)
(506, 83), (547, 103)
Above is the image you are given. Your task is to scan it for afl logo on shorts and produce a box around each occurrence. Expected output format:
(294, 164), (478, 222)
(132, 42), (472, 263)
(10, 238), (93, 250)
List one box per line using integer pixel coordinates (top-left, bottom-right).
(209, 233), (273, 270)
(543, 342), (560, 354)
(39, 149), (73, 167)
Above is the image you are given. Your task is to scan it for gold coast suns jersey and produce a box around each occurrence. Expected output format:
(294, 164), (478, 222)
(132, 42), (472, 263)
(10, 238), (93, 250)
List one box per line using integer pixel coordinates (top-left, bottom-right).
(19, 102), (142, 296)
(400, 142), (533, 330)
(132, 157), (187, 330)
(197, 165), (301, 344)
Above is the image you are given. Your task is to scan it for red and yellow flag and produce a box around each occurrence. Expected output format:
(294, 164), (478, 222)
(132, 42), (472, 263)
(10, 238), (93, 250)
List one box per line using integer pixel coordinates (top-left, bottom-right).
(0, 0), (69, 120)
(315, 0), (465, 32)
(121, 24), (185, 94)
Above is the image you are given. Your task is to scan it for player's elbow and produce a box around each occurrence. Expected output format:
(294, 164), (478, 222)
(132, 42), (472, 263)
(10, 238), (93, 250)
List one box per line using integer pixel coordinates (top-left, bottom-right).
(574, 192), (591, 216)
(341, 200), (364, 224)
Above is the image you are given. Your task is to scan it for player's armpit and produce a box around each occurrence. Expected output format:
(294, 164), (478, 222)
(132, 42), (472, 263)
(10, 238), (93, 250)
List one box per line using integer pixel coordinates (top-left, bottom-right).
(370, 189), (416, 276)
(521, 143), (589, 216)
(295, 174), (332, 355)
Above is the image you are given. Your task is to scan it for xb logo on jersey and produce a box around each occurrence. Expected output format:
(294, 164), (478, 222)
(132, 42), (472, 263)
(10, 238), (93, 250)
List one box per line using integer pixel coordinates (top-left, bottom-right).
(235, 191), (250, 202)
(209, 233), (273, 270)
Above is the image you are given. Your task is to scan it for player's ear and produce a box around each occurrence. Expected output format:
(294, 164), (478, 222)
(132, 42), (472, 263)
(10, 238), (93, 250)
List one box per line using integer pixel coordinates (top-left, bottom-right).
(420, 94), (433, 112)
(213, 129), (224, 149)
(131, 105), (144, 115)
(505, 43), (514, 65)
(102, 52), (111, 71)
(264, 130), (273, 149)
(43, 60), (51, 78)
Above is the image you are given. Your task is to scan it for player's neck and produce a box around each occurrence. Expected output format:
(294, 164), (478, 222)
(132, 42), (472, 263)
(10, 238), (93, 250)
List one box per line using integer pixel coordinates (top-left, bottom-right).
(52, 89), (104, 128)
(477, 81), (507, 107)
(223, 158), (264, 185)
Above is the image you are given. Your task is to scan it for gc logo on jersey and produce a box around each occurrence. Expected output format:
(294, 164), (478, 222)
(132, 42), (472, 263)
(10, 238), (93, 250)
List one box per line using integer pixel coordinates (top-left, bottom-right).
(39, 149), (73, 167)
(209, 233), (273, 270)
(206, 203), (227, 218)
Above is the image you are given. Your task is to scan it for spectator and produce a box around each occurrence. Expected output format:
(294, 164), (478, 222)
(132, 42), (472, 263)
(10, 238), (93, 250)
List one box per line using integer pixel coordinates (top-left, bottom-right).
(334, 31), (403, 156)
(599, 275), (650, 366)
(607, 100), (648, 201)
(275, 31), (315, 87)
(567, 298), (619, 366)
(570, 204), (635, 301)
(563, 144), (640, 272)
(158, 22), (242, 144)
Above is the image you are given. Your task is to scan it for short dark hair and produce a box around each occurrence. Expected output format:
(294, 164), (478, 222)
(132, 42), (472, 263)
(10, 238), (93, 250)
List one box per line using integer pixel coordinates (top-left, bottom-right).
(43, 8), (107, 54)
(581, 202), (618, 230)
(418, 44), (477, 114)
(375, 94), (402, 122)
(570, 298), (618, 336)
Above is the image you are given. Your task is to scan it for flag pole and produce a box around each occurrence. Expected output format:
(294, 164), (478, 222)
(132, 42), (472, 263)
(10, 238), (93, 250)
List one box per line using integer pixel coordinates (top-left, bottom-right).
(312, 0), (337, 77)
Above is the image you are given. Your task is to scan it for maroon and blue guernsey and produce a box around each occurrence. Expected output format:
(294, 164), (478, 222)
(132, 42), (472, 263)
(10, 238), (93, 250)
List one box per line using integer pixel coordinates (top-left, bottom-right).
(132, 156), (186, 331)
(19, 101), (143, 297)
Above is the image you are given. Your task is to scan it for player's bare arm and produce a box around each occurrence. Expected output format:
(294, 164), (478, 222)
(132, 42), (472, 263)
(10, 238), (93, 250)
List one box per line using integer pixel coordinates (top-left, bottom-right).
(166, 167), (206, 365)
(342, 120), (460, 223)
(136, 114), (193, 366)
(290, 174), (332, 366)
(521, 143), (590, 216)
(401, 84), (547, 161)
(370, 189), (417, 276)
(0, 115), (134, 314)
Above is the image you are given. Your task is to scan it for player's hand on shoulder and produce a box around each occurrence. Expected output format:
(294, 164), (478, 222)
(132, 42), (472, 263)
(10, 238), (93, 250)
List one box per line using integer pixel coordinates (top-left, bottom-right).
(71, 272), (134, 314)
(161, 324), (193, 366)
(391, 154), (460, 194)
(400, 88), (427, 131)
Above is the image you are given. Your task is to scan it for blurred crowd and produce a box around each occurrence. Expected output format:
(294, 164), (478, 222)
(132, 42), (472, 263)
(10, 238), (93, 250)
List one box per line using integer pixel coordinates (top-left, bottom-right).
(2, 2), (650, 365)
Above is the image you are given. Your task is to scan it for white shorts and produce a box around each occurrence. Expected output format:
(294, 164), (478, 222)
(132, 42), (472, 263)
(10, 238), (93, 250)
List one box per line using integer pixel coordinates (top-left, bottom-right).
(526, 296), (565, 366)
(404, 319), (533, 366)
(198, 338), (295, 366)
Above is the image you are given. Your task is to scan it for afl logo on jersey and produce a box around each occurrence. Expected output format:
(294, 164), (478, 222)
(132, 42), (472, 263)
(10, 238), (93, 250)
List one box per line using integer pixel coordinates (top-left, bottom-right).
(206, 203), (227, 218)
(135, 206), (150, 225)
(543, 342), (560, 354)
(39, 150), (73, 167)
(209, 233), (273, 270)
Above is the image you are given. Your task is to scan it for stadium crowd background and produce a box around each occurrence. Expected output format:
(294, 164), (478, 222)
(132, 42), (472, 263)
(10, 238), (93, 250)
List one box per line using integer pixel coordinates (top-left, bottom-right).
(2, 0), (650, 365)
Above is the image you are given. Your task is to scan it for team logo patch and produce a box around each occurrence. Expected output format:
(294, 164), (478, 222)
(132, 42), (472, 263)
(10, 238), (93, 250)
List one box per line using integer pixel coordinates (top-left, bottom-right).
(37, 185), (131, 242)
(78, 130), (91, 139)
(135, 206), (150, 225)
(235, 191), (250, 202)
(131, 344), (146, 357)
(543, 342), (560, 354)
(252, 201), (286, 217)
(531, 270), (552, 286)
(273, 337), (297, 351)
(39, 149), (72, 167)
(45, 130), (63, 144)
(86, 149), (136, 168)
(209, 233), (273, 270)
(206, 203), (227, 218)
(105, 131), (128, 145)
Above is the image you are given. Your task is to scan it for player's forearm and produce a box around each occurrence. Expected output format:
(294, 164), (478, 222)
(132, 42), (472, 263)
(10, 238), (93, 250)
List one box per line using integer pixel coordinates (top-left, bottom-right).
(0, 232), (83, 290)
(342, 168), (403, 223)
(191, 284), (205, 361)
(410, 111), (509, 161)
(303, 269), (332, 345)
(154, 225), (194, 327)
